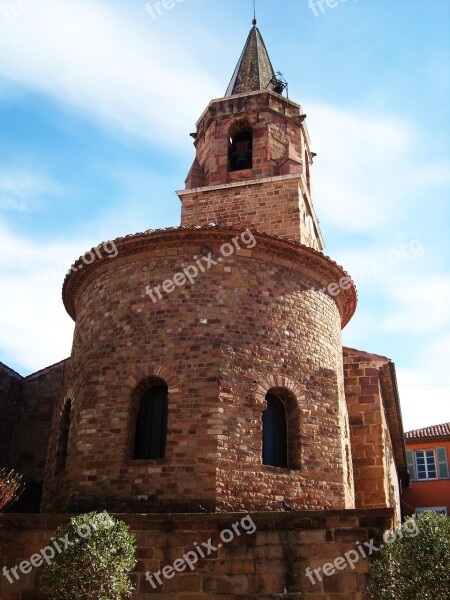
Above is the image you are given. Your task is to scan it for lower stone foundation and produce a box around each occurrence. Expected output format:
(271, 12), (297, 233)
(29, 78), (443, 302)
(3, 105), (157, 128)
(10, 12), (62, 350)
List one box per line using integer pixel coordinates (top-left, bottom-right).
(0, 509), (392, 599)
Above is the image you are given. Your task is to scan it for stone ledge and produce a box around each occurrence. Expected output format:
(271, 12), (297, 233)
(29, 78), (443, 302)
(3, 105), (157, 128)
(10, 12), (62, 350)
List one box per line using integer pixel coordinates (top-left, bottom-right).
(0, 508), (393, 530)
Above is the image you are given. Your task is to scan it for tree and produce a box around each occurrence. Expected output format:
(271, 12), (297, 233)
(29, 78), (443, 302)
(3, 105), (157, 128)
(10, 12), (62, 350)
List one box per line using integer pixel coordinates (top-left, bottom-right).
(369, 511), (450, 600)
(41, 512), (137, 600)
(0, 468), (24, 511)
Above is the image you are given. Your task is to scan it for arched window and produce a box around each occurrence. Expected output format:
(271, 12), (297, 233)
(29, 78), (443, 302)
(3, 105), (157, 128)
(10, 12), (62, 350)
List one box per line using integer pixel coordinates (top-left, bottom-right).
(133, 384), (168, 460)
(262, 393), (288, 468)
(228, 128), (253, 172)
(55, 400), (71, 475)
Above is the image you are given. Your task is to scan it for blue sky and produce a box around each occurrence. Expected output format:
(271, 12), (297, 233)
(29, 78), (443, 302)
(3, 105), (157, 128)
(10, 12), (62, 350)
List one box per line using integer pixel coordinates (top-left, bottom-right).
(0, 0), (449, 431)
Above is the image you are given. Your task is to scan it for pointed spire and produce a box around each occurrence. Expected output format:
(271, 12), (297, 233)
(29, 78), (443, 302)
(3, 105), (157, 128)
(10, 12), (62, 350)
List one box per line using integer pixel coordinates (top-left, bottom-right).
(225, 23), (276, 97)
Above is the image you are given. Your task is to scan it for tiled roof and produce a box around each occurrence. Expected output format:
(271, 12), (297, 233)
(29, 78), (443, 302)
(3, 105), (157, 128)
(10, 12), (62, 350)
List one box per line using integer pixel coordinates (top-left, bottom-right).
(225, 25), (276, 96)
(405, 422), (450, 443)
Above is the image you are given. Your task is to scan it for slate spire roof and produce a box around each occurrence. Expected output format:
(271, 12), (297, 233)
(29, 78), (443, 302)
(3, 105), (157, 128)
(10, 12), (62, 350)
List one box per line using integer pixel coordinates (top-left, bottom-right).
(225, 21), (277, 96)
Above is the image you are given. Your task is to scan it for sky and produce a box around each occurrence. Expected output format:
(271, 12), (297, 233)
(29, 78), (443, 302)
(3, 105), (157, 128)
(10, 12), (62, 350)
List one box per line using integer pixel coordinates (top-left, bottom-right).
(0, 0), (449, 432)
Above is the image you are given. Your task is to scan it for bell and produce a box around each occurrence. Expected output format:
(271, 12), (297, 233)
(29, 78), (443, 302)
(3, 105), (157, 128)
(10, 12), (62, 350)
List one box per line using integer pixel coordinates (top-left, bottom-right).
(235, 152), (250, 169)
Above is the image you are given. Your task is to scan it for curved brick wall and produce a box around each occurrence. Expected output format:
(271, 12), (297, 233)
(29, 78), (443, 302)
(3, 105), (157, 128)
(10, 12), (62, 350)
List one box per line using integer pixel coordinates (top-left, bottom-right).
(41, 228), (356, 513)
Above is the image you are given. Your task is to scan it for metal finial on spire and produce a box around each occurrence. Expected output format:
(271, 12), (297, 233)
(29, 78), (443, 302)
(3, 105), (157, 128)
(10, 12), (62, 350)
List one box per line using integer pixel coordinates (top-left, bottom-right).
(252, 0), (257, 25)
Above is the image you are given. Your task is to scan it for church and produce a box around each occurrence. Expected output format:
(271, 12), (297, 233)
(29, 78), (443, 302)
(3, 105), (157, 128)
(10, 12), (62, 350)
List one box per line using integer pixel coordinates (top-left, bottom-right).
(0, 19), (408, 599)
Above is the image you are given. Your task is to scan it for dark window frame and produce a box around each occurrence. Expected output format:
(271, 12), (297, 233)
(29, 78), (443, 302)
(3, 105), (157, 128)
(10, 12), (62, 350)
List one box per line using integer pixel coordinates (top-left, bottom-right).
(262, 393), (288, 468)
(133, 384), (168, 460)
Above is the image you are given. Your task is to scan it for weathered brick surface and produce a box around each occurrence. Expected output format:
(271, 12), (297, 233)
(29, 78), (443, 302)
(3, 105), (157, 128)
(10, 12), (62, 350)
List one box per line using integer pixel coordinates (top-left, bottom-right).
(41, 229), (357, 514)
(179, 175), (320, 250)
(180, 91), (322, 249)
(3, 361), (68, 512)
(0, 509), (393, 599)
(0, 363), (22, 466)
(9, 362), (68, 482)
(343, 349), (404, 520)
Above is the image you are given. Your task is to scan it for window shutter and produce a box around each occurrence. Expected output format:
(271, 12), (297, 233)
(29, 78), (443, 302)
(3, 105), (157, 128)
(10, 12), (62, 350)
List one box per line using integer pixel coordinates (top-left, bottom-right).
(436, 447), (449, 479)
(406, 449), (417, 481)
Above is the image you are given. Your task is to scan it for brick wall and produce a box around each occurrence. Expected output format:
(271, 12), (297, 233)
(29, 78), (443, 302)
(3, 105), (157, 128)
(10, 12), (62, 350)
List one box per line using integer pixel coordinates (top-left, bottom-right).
(7, 361), (68, 511)
(41, 228), (357, 514)
(179, 175), (321, 250)
(180, 90), (322, 249)
(0, 363), (22, 466)
(0, 508), (393, 599)
(343, 349), (403, 520)
(9, 361), (67, 482)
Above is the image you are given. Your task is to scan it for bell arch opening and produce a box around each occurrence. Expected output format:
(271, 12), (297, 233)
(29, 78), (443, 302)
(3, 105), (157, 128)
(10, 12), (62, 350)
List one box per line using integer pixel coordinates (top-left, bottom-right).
(228, 121), (253, 172)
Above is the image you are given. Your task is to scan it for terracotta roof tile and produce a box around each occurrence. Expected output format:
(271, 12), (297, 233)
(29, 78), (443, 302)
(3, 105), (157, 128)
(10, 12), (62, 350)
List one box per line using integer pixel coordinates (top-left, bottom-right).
(405, 422), (450, 443)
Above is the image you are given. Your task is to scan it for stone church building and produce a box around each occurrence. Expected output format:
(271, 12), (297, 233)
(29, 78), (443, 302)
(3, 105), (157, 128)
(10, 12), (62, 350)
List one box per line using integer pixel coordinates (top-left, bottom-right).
(1, 21), (408, 599)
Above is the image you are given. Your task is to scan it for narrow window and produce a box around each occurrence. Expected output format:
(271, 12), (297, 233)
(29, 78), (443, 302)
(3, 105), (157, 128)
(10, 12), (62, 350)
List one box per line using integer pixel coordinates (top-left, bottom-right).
(229, 130), (253, 171)
(133, 384), (168, 460)
(262, 393), (287, 468)
(55, 401), (71, 475)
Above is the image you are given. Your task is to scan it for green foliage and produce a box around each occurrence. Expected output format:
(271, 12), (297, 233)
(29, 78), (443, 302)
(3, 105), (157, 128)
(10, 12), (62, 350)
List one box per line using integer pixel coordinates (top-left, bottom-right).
(41, 512), (136, 600)
(369, 511), (450, 600)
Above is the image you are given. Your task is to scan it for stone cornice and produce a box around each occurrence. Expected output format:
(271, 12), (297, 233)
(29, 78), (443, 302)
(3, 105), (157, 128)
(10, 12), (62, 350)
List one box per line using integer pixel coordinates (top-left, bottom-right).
(379, 362), (409, 485)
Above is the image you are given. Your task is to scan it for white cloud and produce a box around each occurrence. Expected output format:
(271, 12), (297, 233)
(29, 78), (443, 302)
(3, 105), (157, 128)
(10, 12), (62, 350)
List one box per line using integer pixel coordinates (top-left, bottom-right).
(0, 222), (82, 372)
(335, 240), (450, 335)
(308, 103), (450, 232)
(0, 167), (60, 211)
(382, 275), (450, 334)
(0, 0), (222, 146)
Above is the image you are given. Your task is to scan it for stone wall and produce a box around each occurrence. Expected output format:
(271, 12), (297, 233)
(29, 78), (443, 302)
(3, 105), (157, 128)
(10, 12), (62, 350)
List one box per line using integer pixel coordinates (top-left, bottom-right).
(7, 361), (68, 512)
(343, 349), (404, 521)
(9, 361), (68, 482)
(0, 363), (22, 466)
(41, 228), (357, 514)
(179, 175), (320, 250)
(180, 90), (322, 249)
(0, 508), (393, 599)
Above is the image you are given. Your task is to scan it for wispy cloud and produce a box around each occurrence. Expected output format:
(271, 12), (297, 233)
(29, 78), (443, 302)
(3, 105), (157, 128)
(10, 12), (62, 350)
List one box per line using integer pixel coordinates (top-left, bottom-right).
(0, 0), (221, 146)
(382, 275), (450, 334)
(0, 223), (77, 371)
(309, 103), (450, 232)
(0, 167), (60, 211)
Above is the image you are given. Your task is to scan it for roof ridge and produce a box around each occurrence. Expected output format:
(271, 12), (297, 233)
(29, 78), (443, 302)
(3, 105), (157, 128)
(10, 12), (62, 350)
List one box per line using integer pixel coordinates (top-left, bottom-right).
(24, 357), (70, 380)
(0, 361), (24, 378)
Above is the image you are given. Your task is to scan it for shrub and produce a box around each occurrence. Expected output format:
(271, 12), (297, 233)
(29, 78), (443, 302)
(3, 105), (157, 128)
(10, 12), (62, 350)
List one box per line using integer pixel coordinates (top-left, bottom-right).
(369, 511), (450, 600)
(0, 468), (24, 511)
(41, 512), (136, 600)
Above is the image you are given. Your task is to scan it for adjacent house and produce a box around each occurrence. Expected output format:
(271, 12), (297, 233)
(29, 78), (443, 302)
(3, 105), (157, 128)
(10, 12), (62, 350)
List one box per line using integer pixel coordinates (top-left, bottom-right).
(402, 422), (450, 517)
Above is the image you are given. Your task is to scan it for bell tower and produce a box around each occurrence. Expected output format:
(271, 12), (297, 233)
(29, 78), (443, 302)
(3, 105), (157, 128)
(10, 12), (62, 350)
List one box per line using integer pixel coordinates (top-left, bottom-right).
(178, 20), (323, 250)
